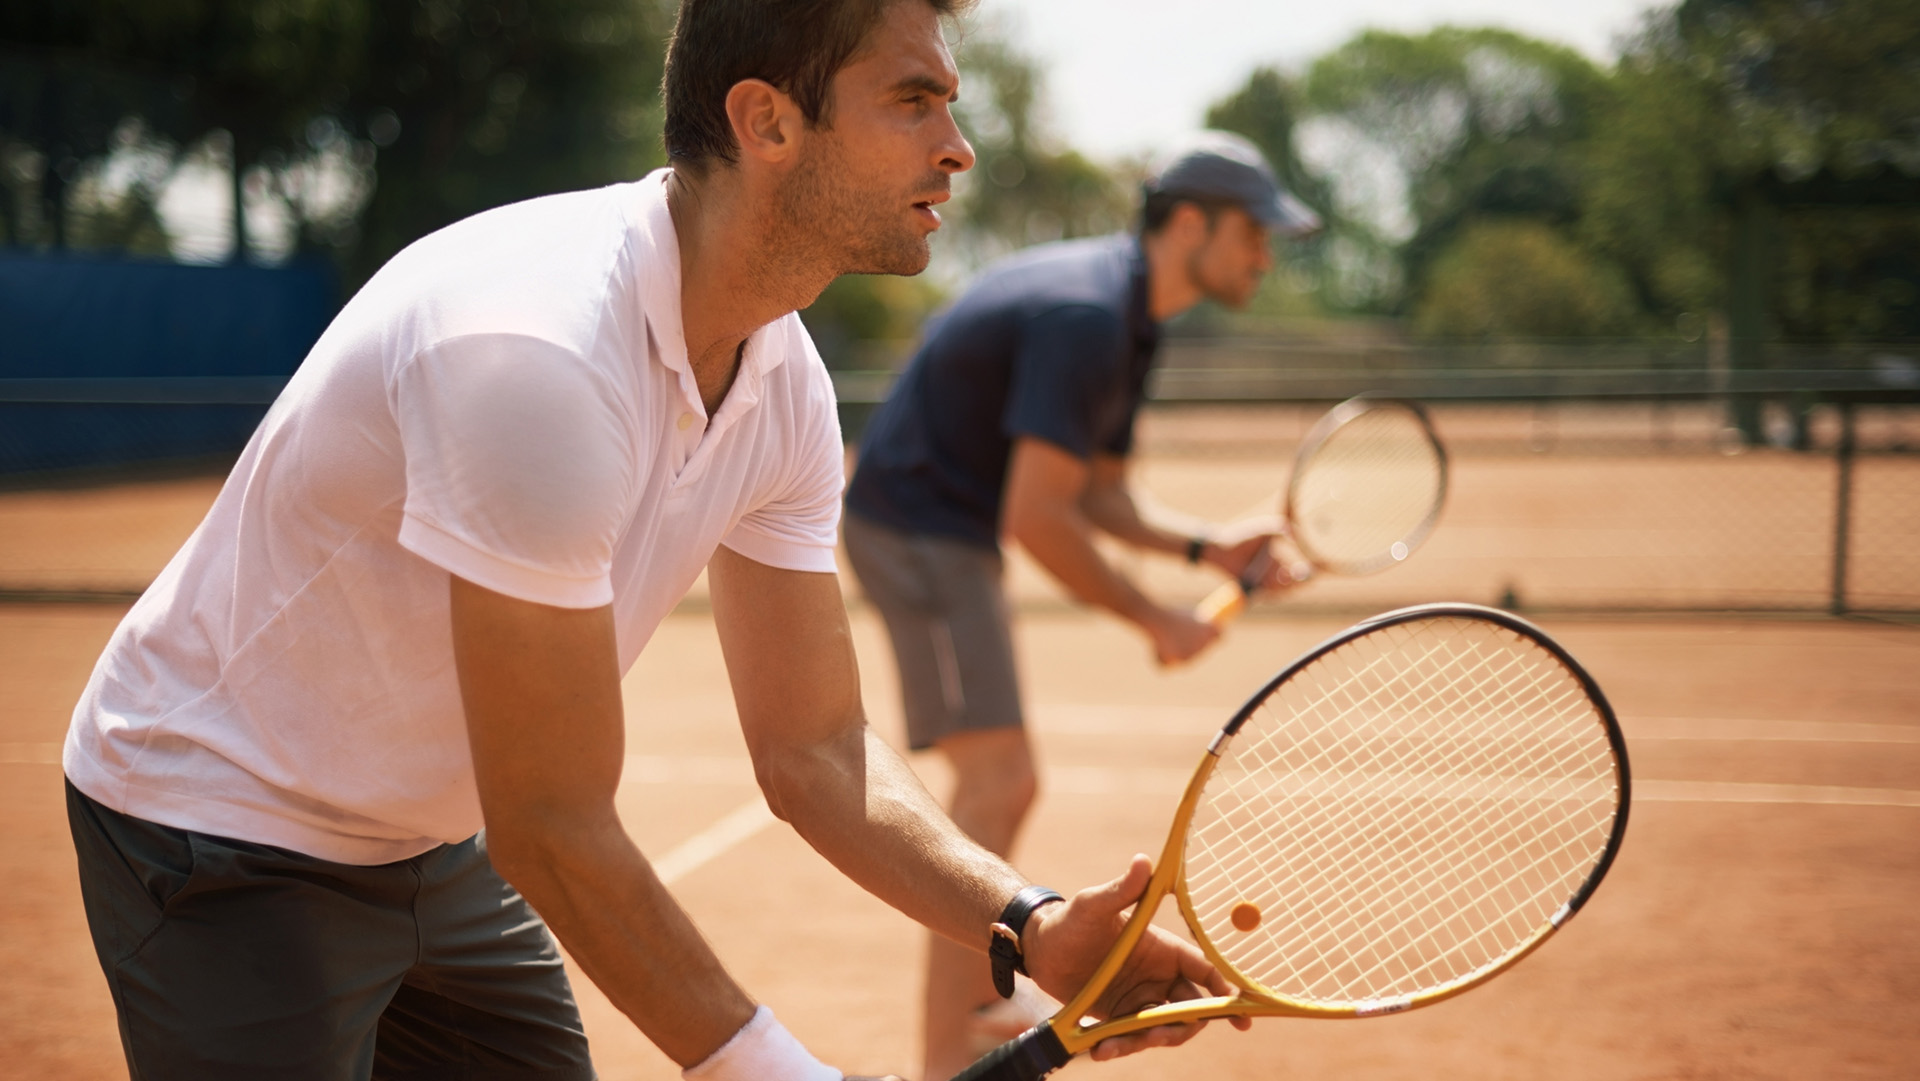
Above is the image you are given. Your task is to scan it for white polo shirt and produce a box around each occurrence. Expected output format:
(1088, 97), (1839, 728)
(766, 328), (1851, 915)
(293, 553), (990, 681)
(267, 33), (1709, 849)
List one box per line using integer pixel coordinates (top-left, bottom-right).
(64, 169), (845, 864)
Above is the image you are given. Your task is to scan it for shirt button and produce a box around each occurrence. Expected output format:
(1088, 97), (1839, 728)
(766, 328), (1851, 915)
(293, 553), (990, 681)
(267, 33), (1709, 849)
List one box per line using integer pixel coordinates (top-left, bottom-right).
(677, 412), (695, 431)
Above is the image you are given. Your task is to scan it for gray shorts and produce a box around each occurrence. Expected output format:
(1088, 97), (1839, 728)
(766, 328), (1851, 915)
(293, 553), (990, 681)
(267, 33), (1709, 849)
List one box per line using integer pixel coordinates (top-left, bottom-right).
(66, 780), (595, 1081)
(843, 512), (1024, 750)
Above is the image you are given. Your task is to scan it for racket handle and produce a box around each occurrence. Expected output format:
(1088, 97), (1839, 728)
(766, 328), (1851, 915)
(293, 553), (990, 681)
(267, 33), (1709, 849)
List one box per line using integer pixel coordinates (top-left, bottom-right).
(1195, 580), (1248, 627)
(947, 1023), (1073, 1081)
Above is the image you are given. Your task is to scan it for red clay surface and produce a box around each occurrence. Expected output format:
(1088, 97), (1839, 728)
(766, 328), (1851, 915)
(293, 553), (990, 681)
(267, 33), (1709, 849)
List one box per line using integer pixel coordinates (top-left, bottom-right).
(3, 405), (1918, 1079)
(5, 605), (1917, 1080)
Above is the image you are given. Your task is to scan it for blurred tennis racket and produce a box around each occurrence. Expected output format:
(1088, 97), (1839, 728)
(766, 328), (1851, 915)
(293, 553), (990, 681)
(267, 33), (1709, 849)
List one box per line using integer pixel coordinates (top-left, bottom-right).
(953, 603), (1630, 1081)
(1197, 396), (1447, 625)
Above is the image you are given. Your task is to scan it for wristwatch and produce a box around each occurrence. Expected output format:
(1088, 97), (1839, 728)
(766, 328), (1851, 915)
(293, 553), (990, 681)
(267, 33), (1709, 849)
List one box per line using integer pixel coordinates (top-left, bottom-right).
(1185, 536), (1207, 565)
(988, 885), (1065, 998)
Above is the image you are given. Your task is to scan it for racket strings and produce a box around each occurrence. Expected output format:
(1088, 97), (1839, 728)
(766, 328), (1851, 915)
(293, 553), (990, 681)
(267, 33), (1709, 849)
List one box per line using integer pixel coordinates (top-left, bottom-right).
(1205, 629), (1612, 1006)
(1291, 410), (1444, 574)
(1234, 638), (1615, 996)
(1183, 616), (1619, 1006)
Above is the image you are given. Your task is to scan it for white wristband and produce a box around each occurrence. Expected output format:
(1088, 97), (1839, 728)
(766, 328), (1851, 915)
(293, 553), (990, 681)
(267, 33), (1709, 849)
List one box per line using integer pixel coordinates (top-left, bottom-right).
(682, 1006), (841, 1081)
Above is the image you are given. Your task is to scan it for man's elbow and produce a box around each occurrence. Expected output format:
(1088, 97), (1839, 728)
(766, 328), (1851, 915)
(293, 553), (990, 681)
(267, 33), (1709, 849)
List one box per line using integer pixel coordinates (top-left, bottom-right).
(479, 803), (610, 891)
(747, 728), (864, 828)
(1002, 495), (1056, 550)
(481, 819), (558, 893)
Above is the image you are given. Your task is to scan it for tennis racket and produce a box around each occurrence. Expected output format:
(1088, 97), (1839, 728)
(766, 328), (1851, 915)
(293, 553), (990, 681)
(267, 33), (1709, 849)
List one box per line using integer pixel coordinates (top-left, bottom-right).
(1197, 396), (1447, 626)
(953, 603), (1630, 1081)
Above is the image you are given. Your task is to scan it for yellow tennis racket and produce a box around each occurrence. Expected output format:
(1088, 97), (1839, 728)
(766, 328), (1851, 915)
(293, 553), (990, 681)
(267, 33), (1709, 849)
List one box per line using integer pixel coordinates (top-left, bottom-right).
(952, 603), (1630, 1081)
(1198, 396), (1447, 625)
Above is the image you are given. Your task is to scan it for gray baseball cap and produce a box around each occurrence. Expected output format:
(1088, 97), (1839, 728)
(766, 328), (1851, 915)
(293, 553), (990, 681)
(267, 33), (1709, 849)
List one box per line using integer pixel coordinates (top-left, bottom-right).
(1144, 131), (1323, 237)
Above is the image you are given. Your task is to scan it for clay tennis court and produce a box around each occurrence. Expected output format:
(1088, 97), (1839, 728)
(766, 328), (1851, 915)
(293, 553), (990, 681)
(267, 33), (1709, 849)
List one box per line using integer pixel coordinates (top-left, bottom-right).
(3, 403), (1917, 1078)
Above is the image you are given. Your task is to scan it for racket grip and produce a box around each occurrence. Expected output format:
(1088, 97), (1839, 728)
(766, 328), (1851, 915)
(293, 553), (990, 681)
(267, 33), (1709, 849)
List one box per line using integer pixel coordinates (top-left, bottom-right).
(947, 1024), (1073, 1081)
(1195, 580), (1248, 627)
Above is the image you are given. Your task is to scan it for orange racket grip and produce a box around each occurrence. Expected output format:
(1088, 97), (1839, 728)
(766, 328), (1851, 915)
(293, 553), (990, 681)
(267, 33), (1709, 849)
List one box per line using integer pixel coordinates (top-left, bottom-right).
(1196, 580), (1249, 627)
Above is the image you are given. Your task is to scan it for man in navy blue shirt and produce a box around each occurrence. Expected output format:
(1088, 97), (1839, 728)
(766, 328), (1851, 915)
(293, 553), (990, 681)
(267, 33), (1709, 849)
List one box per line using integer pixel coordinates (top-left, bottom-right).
(843, 131), (1321, 1079)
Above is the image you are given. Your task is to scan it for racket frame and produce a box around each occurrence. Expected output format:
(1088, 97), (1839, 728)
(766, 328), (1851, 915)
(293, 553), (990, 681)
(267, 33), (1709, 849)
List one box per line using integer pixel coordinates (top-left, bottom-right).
(1286, 396), (1449, 577)
(1029, 603), (1631, 1058)
(1196, 396), (1449, 626)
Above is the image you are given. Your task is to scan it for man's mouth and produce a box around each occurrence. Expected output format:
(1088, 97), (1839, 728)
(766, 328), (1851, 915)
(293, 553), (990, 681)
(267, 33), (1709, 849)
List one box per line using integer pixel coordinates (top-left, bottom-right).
(912, 192), (947, 227)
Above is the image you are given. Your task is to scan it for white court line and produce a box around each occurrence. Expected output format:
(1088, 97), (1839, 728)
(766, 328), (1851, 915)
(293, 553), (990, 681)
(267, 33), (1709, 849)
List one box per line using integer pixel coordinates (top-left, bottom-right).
(620, 753), (780, 887)
(1635, 780), (1920, 809)
(1034, 708), (1920, 746)
(7, 738), (1912, 895)
(651, 798), (777, 886)
(1044, 766), (1920, 809)
(0, 742), (60, 765)
(0, 742), (780, 886)
(622, 753), (755, 785)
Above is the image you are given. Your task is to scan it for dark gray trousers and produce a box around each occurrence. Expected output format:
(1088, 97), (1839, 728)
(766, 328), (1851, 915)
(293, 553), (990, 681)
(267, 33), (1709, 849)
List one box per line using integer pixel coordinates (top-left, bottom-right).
(66, 780), (596, 1080)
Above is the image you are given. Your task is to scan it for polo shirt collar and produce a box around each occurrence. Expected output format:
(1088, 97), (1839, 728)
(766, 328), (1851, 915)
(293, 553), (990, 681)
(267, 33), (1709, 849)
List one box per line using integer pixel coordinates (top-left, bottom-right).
(631, 169), (786, 421)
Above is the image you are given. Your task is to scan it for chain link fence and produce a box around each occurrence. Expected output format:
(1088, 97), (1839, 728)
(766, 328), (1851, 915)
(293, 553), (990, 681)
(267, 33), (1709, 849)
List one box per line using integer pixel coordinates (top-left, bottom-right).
(3, 345), (1917, 615)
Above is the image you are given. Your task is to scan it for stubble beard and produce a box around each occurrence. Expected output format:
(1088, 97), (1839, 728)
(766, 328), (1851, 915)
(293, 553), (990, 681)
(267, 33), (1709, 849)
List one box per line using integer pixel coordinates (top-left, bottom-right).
(1189, 245), (1260, 310)
(777, 135), (937, 280)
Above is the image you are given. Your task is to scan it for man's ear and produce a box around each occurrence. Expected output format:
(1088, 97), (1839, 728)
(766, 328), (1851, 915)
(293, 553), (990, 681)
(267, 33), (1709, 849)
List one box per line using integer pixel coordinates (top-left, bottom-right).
(1167, 201), (1212, 247)
(725, 78), (806, 165)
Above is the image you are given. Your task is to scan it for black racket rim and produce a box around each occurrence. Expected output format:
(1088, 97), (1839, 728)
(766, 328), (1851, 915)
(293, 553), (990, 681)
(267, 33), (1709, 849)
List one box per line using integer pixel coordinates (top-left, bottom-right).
(1216, 601), (1632, 921)
(1285, 396), (1450, 577)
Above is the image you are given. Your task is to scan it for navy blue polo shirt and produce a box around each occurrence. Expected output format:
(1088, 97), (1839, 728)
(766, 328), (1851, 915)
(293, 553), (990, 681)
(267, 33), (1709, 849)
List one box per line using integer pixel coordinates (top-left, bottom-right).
(846, 234), (1161, 549)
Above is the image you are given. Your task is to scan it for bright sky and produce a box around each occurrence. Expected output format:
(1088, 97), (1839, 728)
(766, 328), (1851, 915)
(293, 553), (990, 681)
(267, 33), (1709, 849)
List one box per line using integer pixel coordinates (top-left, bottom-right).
(972, 0), (1673, 159)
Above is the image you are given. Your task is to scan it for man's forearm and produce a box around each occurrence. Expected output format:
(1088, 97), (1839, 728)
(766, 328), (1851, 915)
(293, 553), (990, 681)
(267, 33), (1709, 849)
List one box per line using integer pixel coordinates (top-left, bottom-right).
(1079, 483), (1206, 559)
(758, 723), (1027, 951)
(1011, 498), (1165, 627)
(487, 808), (756, 1067)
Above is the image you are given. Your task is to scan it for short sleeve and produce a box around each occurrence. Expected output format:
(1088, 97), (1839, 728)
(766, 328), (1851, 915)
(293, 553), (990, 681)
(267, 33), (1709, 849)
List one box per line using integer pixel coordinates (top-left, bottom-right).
(394, 334), (635, 608)
(720, 345), (845, 574)
(1001, 304), (1129, 460)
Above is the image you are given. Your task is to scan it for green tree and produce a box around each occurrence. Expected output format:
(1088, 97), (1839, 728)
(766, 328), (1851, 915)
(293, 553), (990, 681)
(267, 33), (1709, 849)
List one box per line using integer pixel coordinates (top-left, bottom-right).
(1202, 66), (1334, 324)
(1295, 27), (1617, 315)
(1575, 44), (1725, 327)
(1, 0), (670, 284)
(943, 25), (1130, 267)
(339, 0), (668, 285)
(1607, 0), (1920, 341)
(1412, 219), (1639, 339)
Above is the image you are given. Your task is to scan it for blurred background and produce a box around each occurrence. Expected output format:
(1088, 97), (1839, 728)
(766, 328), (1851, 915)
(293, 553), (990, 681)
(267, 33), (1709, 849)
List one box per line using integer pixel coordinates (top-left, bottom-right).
(2, 8), (1918, 1079)
(0, 0), (1917, 614)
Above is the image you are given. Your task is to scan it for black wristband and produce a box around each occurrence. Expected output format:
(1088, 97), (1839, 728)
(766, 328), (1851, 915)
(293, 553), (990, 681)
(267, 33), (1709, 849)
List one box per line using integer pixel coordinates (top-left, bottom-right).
(988, 886), (1064, 998)
(1185, 536), (1207, 565)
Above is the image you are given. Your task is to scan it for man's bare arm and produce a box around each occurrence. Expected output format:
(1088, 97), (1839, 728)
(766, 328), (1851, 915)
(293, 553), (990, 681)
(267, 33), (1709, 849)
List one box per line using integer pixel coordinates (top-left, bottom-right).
(1004, 438), (1169, 624)
(706, 545), (1232, 1058)
(708, 545), (1019, 942)
(1002, 437), (1217, 662)
(1080, 453), (1286, 587)
(448, 576), (755, 1068)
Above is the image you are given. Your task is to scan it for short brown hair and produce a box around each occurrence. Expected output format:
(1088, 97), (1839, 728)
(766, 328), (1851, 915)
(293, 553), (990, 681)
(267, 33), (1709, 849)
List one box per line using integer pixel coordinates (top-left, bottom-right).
(662, 0), (970, 172)
(1138, 191), (1241, 235)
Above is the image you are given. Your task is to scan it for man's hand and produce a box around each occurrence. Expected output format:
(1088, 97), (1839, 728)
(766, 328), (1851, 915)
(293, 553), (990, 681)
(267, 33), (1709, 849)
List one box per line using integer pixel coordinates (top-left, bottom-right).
(1203, 517), (1303, 595)
(1018, 856), (1250, 1062)
(1145, 606), (1220, 666)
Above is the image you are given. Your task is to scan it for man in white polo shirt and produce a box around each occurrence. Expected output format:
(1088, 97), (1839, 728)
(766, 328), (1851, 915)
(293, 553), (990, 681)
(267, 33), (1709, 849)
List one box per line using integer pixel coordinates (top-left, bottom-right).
(60, 1), (1237, 1078)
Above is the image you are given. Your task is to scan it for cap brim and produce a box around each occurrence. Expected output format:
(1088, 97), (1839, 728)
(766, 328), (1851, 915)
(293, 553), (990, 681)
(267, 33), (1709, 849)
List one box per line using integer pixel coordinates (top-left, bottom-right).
(1252, 189), (1323, 237)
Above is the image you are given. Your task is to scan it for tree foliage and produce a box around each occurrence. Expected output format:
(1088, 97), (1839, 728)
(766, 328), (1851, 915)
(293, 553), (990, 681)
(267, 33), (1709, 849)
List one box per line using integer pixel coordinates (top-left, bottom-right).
(1, 0), (669, 285)
(1290, 27), (1618, 318)
(1622, 0), (1920, 340)
(942, 23), (1131, 268)
(1412, 220), (1638, 339)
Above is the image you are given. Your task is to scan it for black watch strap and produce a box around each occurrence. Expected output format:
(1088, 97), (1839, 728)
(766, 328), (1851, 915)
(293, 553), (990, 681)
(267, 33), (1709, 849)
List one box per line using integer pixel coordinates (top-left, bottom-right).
(989, 886), (1065, 998)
